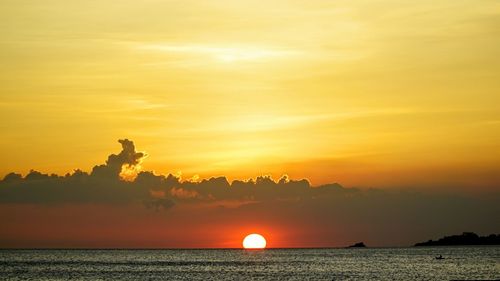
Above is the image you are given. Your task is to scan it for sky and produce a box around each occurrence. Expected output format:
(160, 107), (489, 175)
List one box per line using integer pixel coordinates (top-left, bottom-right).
(0, 0), (499, 248)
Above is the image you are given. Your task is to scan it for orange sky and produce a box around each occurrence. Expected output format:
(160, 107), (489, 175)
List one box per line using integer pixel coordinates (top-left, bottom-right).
(0, 0), (499, 247)
(1, 0), (500, 192)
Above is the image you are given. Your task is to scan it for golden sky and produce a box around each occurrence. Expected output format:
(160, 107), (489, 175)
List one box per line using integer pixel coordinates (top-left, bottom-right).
(1, 0), (500, 191)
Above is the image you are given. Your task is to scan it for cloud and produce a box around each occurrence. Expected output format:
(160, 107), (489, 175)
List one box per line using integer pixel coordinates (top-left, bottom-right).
(138, 43), (297, 63)
(91, 139), (146, 181)
(0, 140), (312, 208)
(0, 139), (172, 209)
(170, 187), (201, 200)
(1, 139), (498, 207)
(0, 139), (321, 206)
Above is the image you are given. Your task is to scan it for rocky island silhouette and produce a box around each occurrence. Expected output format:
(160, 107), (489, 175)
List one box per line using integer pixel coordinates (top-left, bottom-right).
(347, 242), (366, 248)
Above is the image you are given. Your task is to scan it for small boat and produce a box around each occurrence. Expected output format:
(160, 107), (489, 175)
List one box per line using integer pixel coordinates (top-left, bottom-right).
(435, 255), (444, 260)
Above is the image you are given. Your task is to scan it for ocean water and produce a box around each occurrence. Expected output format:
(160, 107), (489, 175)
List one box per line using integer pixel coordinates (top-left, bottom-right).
(0, 247), (498, 280)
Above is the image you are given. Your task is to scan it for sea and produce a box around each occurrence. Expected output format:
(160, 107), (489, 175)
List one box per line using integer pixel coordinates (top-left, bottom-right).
(0, 247), (498, 280)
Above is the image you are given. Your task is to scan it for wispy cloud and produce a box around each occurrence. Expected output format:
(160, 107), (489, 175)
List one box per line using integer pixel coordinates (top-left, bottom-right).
(190, 107), (465, 134)
(138, 43), (298, 63)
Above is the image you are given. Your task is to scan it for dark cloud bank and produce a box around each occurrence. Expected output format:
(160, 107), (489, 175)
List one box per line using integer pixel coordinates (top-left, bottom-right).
(0, 139), (344, 207)
(1, 139), (499, 244)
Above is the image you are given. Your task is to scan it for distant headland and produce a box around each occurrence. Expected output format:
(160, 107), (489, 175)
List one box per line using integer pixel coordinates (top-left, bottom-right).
(414, 232), (500, 246)
(347, 242), (366, 248)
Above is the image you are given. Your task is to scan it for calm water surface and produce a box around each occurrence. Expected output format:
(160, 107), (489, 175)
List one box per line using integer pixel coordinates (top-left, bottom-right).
(0, 247), (498, 280)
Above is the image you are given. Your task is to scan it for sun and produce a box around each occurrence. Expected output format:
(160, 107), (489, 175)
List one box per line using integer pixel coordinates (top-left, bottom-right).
(242, 233), (267, 249)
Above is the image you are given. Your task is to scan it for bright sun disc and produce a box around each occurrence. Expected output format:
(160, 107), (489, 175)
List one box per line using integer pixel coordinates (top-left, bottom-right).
(243, 233), (267, 249)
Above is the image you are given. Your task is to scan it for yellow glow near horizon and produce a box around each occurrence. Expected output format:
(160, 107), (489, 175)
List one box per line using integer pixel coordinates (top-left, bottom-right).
(0, 0), (499, 190)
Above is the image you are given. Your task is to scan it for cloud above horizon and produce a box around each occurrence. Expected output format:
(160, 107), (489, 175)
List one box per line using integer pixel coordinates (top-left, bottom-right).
(0, 139), (340, 208)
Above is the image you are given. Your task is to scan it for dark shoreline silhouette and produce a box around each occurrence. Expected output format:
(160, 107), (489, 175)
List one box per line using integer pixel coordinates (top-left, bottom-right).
(414, 232), (500, 246)
(347, 242), (366, 248)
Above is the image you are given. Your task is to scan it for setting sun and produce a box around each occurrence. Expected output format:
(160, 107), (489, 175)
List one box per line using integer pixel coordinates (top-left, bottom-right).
(242, 234), (267, 249)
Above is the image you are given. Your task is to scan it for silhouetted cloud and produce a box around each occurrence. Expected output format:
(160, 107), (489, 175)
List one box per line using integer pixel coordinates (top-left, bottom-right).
(91, 139), (146, 180)
(0, 139), (172, 209)
(0, 140), (322, 206)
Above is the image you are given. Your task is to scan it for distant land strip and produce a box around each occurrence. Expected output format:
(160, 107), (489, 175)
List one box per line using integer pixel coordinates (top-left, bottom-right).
(414, 232), (500, 246)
